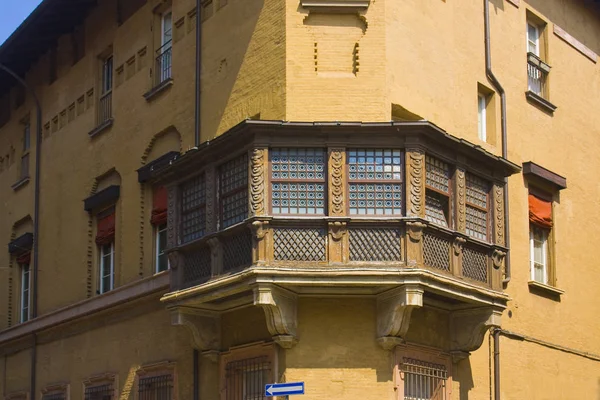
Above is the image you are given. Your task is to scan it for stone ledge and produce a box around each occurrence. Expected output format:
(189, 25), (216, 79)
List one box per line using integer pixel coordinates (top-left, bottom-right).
(88, 118), (114, 138)
(526, 91), (557, 114)
(300, 0), (370, 12)
(528, 280), (564, 297)
(0, 272), (169, 345)
(143, 78), (174, 102)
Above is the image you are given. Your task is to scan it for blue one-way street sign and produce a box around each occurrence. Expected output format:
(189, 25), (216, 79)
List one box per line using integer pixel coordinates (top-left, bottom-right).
(265, 382), (305, 397)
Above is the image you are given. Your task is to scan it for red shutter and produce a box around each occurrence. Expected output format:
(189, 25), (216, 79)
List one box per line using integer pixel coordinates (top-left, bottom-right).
(16, 251), (31, 265)
(96, 212), (116, 245)
(528, 194), (553, 228)
(151, 186), (168, 226)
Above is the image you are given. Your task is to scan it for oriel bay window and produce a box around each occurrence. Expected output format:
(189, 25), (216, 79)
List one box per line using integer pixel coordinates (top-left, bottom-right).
(425, 155), (452, 227)
(270, 148), (326, 215)
(220, 154), (248, 228)
(465, 173), (490, 241)
(347, 148), (402, 215)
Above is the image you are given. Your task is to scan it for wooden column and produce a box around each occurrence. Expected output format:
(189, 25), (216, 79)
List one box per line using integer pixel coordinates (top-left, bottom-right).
(328, 148), (348, 264)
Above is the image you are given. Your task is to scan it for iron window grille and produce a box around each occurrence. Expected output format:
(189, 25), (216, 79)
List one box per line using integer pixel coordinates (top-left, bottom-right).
(425, 155), (451, 227)
(181, 174), (206, 243)
(85, 383), (114, 400)
(225, 356), (271, 400)
(138, 374), (174, 400)
(219, 154), (248, 228)
(270, 148), (326, 215)
(347, 148), (403, 215)
(465, 173), (490, 241)
(401, 357), (448, 400)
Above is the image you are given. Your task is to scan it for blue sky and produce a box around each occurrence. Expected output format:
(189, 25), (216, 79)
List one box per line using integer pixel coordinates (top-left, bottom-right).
(0, 0), (43, 46)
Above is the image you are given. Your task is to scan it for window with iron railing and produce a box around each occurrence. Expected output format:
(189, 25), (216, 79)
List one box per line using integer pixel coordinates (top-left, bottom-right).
(138, 374), (174, 400)
(181, 174), (206, 243)
(465, 173), (490, 241)
(401, 357), (448, 400)
(85, 383), (114, 400)
(220, 154), (248, 228)
(347, 148), (402, 215)
(155, 10), (173, 86)
(225, 356), (271, 400)
(99, 55), (113, 125)
(270, 148), (326, 215)
(425, 156), (451, 227)
(526, 20), (550, 100)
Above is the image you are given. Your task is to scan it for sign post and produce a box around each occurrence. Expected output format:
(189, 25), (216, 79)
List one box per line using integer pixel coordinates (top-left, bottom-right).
(264, 382), (305, 398)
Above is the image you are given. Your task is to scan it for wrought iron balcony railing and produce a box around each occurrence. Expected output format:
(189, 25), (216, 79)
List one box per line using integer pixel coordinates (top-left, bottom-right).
(155, 42), (172, 86)
(527, 52), (550, 99)
(98, 90), (112, 125)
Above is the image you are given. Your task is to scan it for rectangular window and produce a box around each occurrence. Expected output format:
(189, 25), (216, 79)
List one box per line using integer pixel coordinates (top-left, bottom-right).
(347, 149), (402, 215)
(477, 94), (486, 142)
(99, 55), (113, 124)
(527, 22), (540, 56)
(528, 192), (554, 285)
(20, 264), (30, 323)
(465, 173), (489, 241)
(99, 243), (114, 294)
(225, 356), (271, 400)
(85, 383), (114, 400)
(181, 174), (206, 242)
(220, 154), (248, 228)
(156, 223), (168, 273)
(425, 156), (451, 227)
(271, 148), (326, 215)
(402, 357), (448, 400)
(156, 10), (173, 85)
(138, 374), (174, 400)
(526, 19), (549, 98)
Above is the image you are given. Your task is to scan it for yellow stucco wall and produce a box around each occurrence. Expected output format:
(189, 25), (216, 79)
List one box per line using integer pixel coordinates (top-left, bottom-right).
(1, 0), (600, 399)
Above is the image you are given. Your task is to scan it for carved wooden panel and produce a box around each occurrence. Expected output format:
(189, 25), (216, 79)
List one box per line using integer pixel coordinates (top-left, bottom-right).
(250, 147), (267, 217)
(183, 246), (212, 285)
(222, 231), (253, 272)
(423, 232), (450, 271)
(406, 148), (425, 217)
(455, 167), (466, 233)
(328, 148), (345, 216)
(273, 227), (326, 261)
(462, 247), (488, 283)
(493, 183), (505, 246)
(349, 227), (402, 261)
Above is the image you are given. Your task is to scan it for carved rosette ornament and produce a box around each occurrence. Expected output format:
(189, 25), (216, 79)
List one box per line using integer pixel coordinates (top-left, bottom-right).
(456, 168), (466, 233)
(493, 184), (505, 246)
(250, 148), (266, 216)
(328, 148), (345, 216)
(407, 149), (425, 217)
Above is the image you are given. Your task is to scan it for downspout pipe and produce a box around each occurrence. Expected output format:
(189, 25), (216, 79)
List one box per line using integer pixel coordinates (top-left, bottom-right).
(0, 64), (42, 316)
(194, 0), (202, 147)
(30, 334), (37, 400)
(193, 349), (200, 400)
(493, 328), (501, 400)
(483, 0), (511, 284)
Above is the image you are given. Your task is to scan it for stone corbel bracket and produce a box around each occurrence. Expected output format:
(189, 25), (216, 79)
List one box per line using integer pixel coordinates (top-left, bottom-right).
(376, 286), (424, 350)
(253, 284), (298, 349)
(170, 308), (221, 351)
(450, 307), (502, 354)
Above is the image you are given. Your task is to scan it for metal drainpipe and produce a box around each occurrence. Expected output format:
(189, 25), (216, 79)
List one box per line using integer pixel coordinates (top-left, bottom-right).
(483, 0), (511, 284)
(193, 349), (200, 400)
(493, 329), (501, 400)
(0, 64), (42, 400)
(194, 0), (202, 148)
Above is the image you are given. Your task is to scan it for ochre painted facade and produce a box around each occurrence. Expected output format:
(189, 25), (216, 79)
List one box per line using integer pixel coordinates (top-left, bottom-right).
(1, 0), (599, 399)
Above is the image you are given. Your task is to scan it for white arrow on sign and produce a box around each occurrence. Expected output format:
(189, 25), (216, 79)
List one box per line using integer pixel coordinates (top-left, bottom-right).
(266, 384), (304, 396)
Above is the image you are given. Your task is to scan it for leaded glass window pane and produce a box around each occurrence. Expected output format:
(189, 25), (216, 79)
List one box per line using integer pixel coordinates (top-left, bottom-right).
(220, 154), (248, 227)
(270, 148), (326, 215)
(465, 173), (490, 241)
(181, 174), (206, 242)
(348, 149), (402, 215)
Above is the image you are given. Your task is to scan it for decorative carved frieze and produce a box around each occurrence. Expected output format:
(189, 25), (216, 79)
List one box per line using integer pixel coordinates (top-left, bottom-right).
(253, 284), (298, 348)
(450, 308), (501, 353)
(456, 168), (466, 233)
(406, 149), (425, 217)
(493, 184), (505, 246)
(328, 148), (345, 216)
(250, 148), (267, 217)
(170, 308), (221, 351)
(376, 286), (423, 350)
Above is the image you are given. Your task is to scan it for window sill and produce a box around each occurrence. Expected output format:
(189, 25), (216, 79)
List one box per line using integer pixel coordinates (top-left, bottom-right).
(11, 176), (30, 191)
(143, 78), (173, 102)
(526, 91), (557, 114)
(88, 118), (114, 138)
(528, 280), (564, 297)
